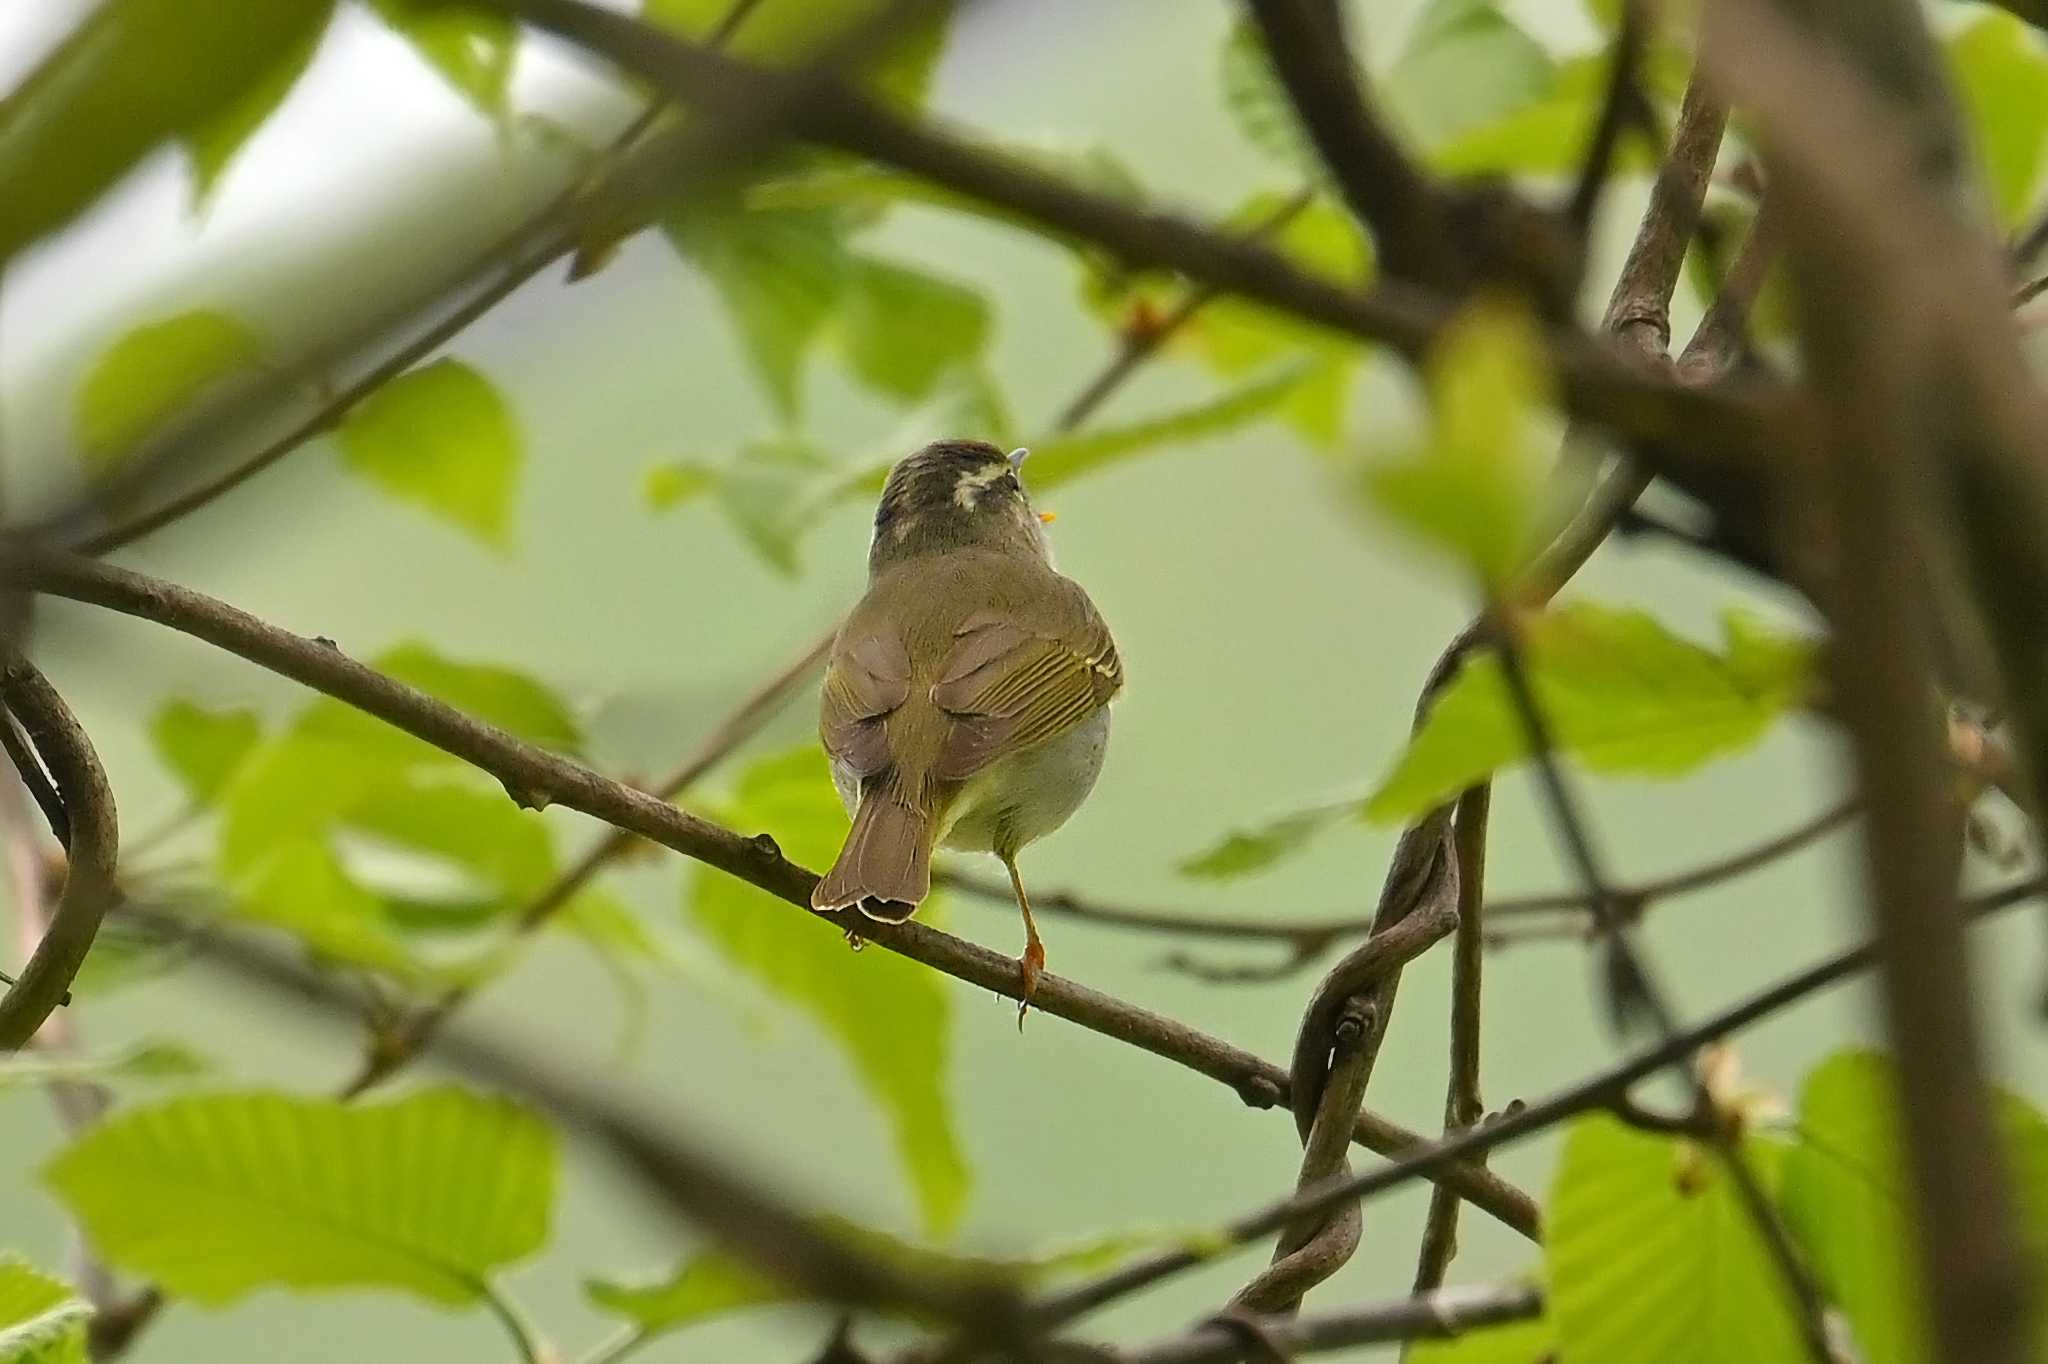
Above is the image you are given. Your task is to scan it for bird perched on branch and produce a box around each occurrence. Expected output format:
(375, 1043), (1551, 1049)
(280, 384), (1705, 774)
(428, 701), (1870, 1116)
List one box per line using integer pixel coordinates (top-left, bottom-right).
(812, 439), (1123, 1022)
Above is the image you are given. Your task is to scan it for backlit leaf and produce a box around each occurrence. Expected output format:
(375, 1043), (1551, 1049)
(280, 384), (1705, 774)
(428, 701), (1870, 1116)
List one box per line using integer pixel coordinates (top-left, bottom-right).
(149, 699), (264, 806)
(0, 1255), (89, 1364)
(1946, 10), (2048, 228)
(0, 0), (333, 262)
(372, 642), (582, 754)
(644, 0), (955, 107)
(1547, 1116), (1805, 1364)
(836, 256), (991, 402)
(369, 0), (516, 116)
(1407, 1313), (1554, 1363)
(180, 15), (327, 198)
(74, 310), (265, 474)
(235, 840), (429, 980)
(1177, 796), (1361, 881)
(338, 360), (521, 548)
(1365, 603), (1815, 821)
(1382, 0), (1555, 149)
(0, 1042), (211, 1095)
(42, 1087), (554, 1306)
(690, 747), (968, 1233)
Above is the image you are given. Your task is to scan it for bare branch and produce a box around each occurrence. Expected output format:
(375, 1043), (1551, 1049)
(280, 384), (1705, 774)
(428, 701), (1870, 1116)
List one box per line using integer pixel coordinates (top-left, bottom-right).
(1118, 1281), (1542, 1364)
(1567, 0), (1654, 240)
(0, 661), (117, 1050)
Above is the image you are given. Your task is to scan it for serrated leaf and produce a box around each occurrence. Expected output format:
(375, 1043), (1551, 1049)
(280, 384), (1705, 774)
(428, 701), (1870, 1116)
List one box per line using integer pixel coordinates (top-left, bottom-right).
(0, 1255), (89, 1364)
(1364, 298), (1549, 588)
(1407, 1312), (1554, 1363)
(180, 16), (327, 199)
(369, 0), (516, 117)
(42, 1087), (554, 1306)
(338, 360), (520, 547)
(75, 310), (265, 474)
(1176, 797), (1360, 881)
(665, 204), (851, 418)
(0, 1041), (211, 1094)
(690, 747), (968, 1233)
(1547, 1116), (1805, 1364)
(836, 256), (991, 402)
(1383, 0), (1556, 150)
(1021, 361), (1323, 490)
(1946, 11), (2048, 228)
(1365, 603), (1815, 822)
(0, 0), (334, 263)
(1780, 1050), (2048, 1364)
(588, 1222), (1158, 1339)
(149, 699), (263, 806)
(644, 0), (955, 108)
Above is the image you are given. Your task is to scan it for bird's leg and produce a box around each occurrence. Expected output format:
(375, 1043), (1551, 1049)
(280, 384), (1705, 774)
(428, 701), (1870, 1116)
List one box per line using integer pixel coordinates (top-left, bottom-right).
(1002, 852), (1045, 1029)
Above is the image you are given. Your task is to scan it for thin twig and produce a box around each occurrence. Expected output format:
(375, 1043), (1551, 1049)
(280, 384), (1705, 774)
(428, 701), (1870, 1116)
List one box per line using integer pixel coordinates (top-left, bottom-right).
(1566, 0), (1653, 238)
(1117, 1280), (1543, 1364)
(0, 705), (67, 845)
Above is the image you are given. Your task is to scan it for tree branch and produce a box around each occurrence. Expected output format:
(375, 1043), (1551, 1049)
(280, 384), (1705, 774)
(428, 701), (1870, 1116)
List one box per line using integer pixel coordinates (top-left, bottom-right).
(12, 543), (1538, 1236)
(1118, 1280), (1542, 1364)
(0, 661), (117, 1051)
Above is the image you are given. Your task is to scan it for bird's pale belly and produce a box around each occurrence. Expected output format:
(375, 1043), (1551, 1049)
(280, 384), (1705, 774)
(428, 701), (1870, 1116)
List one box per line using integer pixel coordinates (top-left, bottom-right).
(829, 709), (1111, 858)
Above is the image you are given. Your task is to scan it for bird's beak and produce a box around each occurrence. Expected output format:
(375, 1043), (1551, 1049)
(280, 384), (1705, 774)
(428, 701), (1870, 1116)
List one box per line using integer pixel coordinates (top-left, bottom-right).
(1039, 511), (1057, 524)
(1008, 447), (1030, 472)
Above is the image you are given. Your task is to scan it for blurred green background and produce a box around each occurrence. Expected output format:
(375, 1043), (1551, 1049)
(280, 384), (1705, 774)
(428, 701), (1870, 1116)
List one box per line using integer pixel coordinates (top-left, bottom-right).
(2, 0), (2040, 1359)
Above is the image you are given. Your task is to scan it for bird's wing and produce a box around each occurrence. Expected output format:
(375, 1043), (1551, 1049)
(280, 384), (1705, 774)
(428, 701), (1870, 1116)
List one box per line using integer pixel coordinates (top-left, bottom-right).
(928, 577), (1122, 782)
(820, 627), (910, 779)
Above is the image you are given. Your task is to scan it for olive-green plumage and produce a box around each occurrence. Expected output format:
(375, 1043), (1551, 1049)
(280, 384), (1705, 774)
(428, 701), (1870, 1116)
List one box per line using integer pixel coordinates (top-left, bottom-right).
(812, 439), (1122, 1011)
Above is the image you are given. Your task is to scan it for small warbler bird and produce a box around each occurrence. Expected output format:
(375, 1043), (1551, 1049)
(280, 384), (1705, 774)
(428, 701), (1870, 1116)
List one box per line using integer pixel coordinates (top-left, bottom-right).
(812, 439), (1123, 1019)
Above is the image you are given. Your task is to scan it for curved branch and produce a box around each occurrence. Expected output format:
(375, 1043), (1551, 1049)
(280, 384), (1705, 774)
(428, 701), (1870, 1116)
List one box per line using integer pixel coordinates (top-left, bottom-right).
(12, 544), (1538, 1237)
(0, 661), (118, 1050)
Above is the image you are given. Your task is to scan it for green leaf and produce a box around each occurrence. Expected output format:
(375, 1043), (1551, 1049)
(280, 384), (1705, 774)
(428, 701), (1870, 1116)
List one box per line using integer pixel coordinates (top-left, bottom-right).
(642, 461), (721, 509)
(1547, 1116), (1805, 1364)
(1382, 0), (1556, 149)
(588, 1223), (1157, 1339)
(338, 360), (520, 548)
(835, 256), (991, 402)
(373, 642), (582, 754)
(149, 699), (263, 806)
(0, 1255), (90, 1364)
(690, 747), (969, 1233)
(1363, 297), (1549, 588)
(1429, 52), (1680, 177)
(747, 143), (1142, 223)
(1365, 603), (1815, 822)
(1780, 1050), (2048, 1364)
(644, 0), (955, 108)
(368, 0), (516, 117)
(235, 840), (430, 980)
(1407, 1312), (1554, 1363)
(1021, 361), (1324, 490)
(180, 16), (326, 199)
(42, 1087), (554, 1306)
(342, 778), (555, 902)
(0, 0), (334, 262)
(0, 1041), (211, 1094)
(74, 310), (265, 473)
(1176, 796), (1361, 881)
(1946, 10), (2048, 228)
(1218, 18), (1313, 172)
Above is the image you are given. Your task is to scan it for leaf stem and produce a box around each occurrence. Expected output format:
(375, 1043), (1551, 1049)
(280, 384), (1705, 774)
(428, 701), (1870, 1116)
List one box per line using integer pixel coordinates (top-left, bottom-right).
(479, 1278), (551, 1364)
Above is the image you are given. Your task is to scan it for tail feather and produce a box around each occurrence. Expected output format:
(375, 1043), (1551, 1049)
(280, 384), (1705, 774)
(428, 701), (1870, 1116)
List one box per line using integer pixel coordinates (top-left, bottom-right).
(812, 792), (933, 921)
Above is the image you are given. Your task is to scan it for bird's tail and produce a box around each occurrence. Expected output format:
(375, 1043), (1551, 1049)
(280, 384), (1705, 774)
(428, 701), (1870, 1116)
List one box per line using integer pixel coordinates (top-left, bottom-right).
(812, 788), (933, 922)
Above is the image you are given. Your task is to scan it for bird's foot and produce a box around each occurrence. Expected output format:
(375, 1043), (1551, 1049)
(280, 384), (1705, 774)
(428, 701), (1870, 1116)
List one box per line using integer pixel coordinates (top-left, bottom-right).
(842, 927), (865, 953)
(1016, 940), (1045, 1031)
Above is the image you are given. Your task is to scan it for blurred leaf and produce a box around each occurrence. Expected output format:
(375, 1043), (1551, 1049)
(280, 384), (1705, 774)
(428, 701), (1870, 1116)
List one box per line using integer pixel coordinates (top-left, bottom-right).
(0, 1041), (211, 1094)
(368, 0), (516, 117)
(1177, 796), (1360, 881)
(1022, 361), (1322, 490)
(74, 310), (265, 474)
(0, 0), (334, 262)
(220, 729), (412, 876)
(1363, 298), (1549, 588)
(1382, 0), (1555, 149)
(1945, 10), (2048, 228)
(0, 1255), (89, 1364)
(1218, 17), (1313, 172)
(588, 1222), (1158, 1338)
(1780, 1050), (2048, 1364)
(665, 203), (852, 418)
(372, 642), (582, 754)
(643, 461), (721, 509)
(836, 256), (991, 402)
(180, 17), (326, 199)
(1365, 603), (1815, 822)
(1547, 1116), (1804, 1363)
(1407, 1312), (1554, 1363)
(644, 0), (955, 107)
(343, 779), (554, 902)
(43, 1087), (554, 1306)
(338, 359), (521, 548)
(690, 747), (969, 1233)
(748, 143), (1142, 223)
(149, 699), (263, 806)
(1430, 53), (1678, 177)
(235, 841), (430, 980)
